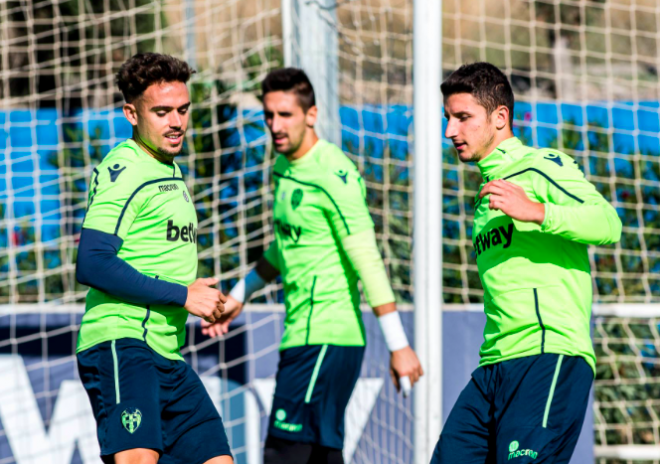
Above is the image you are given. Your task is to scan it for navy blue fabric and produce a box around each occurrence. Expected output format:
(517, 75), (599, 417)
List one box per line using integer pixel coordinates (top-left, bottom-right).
(264, 435), (344, 464)
(267, 344), (365, 450)
(76, 228), (187, 306)
(431, 354), (593, 464)
(77, 338), (231, 463)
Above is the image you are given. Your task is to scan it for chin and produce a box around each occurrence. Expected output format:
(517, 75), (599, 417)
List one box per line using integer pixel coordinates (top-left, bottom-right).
(158, 147), (183, 157)
(275, 145), (292, 155)
(457, 152), (474, 163)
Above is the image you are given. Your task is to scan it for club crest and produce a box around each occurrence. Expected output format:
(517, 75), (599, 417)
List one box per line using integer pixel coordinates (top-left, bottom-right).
(121, 408), (142, 434)
(291, 188), (303, 210)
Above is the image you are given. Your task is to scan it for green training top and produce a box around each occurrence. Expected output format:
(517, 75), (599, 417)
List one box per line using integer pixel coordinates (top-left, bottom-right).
(474, 137), (621, 373)
(77, 139), (198, 361)
(264, 139), (374, 350)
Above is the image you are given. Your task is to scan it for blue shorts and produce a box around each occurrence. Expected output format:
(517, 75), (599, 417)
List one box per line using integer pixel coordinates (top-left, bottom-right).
(77, 338), (232, 464)
(432, 353), (593, 464)
(267, 344), (365, 450)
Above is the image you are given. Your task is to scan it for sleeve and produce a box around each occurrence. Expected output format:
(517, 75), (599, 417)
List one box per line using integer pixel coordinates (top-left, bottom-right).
(263, 240), (280, 271)
(76, 228), (188, 306)
(529, 150), (622, 245)
(320, 158), (374, 240)
(341, 228), (396, 307)
(83, 162), (146, 239)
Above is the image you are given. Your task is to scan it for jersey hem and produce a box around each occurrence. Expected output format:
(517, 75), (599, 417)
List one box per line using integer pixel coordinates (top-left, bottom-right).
(76, 335), (184, 361)
(278, 341), (366, 351)
(479, 347), (596, 375)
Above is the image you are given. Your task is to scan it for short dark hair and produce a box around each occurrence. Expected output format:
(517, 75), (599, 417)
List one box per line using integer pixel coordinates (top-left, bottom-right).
(441, 62), (514, 125)
(261, 68), (315, 112)
(116, 53), (195, 103)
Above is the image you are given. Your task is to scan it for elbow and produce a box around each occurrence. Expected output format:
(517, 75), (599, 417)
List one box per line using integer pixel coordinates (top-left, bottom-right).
(598, 211), (622, 245)
(606, 210), (623, 245)
(76, 260), (92, 287)
(609, 217), (623, 245)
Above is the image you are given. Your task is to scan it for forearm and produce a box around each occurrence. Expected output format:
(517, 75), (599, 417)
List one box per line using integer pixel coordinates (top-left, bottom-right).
(541, 202), (622, 245)
(229, 256), (279, 303)
(372, 301), (396, 317)
(76, 228), (188, 306)
(341, 229), (395, 307)
(255, 256), (280, 281)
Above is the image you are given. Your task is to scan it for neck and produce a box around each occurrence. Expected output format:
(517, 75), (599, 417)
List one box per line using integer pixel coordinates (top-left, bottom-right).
(132, 131), (175, 165)
(285, 129), (319, 162)
(478, 127), (515, 162)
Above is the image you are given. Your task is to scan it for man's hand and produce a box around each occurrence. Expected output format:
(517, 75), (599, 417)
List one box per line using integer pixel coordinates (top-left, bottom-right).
(201, 295), (244, 338)
(390, 346), (424, 393)
(479, 179), (545, 224)
(185, 278), (226, 323)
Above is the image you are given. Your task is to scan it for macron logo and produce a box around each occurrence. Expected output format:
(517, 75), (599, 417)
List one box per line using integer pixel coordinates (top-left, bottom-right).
(335, 170), (348, 184)
(166, 220), (197, 244)
(108, 164), (126, 182)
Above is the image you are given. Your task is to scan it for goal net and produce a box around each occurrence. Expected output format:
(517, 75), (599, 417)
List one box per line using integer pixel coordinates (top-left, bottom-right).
(0, 0), (414, 463)
(0, 0), (659, 463)
(441, 1), (660, 463)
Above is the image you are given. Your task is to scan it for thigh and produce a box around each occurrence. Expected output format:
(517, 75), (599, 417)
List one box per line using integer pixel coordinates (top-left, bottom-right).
(308, 345), (365, 449)
(77, 339), (164, 459)
(268, 345), (365, 450)
(267, 345), (328, 446)
(495, 354), (593, 464)
(309, 444), (345, 464)
(159, 362), (232, 464)
(431, 374), (494, 464)
(264, 435), (313, 464)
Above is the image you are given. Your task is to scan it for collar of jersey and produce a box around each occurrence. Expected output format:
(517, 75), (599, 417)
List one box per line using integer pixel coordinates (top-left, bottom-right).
(477, 137), (524, 179)
(281, 139), (324, 169)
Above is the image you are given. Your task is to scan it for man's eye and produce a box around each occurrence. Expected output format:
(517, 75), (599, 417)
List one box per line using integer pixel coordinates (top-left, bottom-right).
(156, 112), (167, 117)
(179, 108), (188, 115)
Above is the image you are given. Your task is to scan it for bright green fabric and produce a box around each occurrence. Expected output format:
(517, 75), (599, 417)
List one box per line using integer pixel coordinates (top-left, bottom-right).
(341, 229), (395, 307)
(76, 139), (198, 361)
(265, 139), (374, 349)
(474, 137), (621, 373)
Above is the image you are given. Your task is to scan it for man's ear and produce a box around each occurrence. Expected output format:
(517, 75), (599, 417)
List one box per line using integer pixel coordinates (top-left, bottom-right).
(305, 105), (318, 128)
(123, 102), (138, 126)
(494, 105), (510, 131)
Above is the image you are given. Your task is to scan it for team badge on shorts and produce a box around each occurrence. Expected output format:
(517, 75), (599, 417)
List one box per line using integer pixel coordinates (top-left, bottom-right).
(121, 408), (142, 434)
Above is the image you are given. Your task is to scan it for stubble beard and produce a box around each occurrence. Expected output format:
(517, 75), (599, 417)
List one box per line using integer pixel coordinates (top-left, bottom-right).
(156, 144), (183, 159)
(470, 126), (496, 163)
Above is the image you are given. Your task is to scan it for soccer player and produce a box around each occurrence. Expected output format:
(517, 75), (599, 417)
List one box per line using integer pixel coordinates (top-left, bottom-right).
(75, 53), (233, 464)
(202, 68), (424, 464)
(431, 62), (622, 463)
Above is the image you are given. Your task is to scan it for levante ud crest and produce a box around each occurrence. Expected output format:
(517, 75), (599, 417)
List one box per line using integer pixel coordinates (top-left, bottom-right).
(121, 408), (142, 434)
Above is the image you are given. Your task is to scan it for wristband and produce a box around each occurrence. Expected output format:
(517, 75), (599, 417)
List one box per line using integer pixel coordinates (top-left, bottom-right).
(378, 311), (409, 352)
(229, 269), (267, 303)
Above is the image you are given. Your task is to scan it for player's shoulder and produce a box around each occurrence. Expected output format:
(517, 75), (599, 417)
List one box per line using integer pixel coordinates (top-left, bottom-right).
(94, 140), (155, 189)
(315, 140), (355, 169)
(519, 144), (584, 180)
(314, 140), (362, 191)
